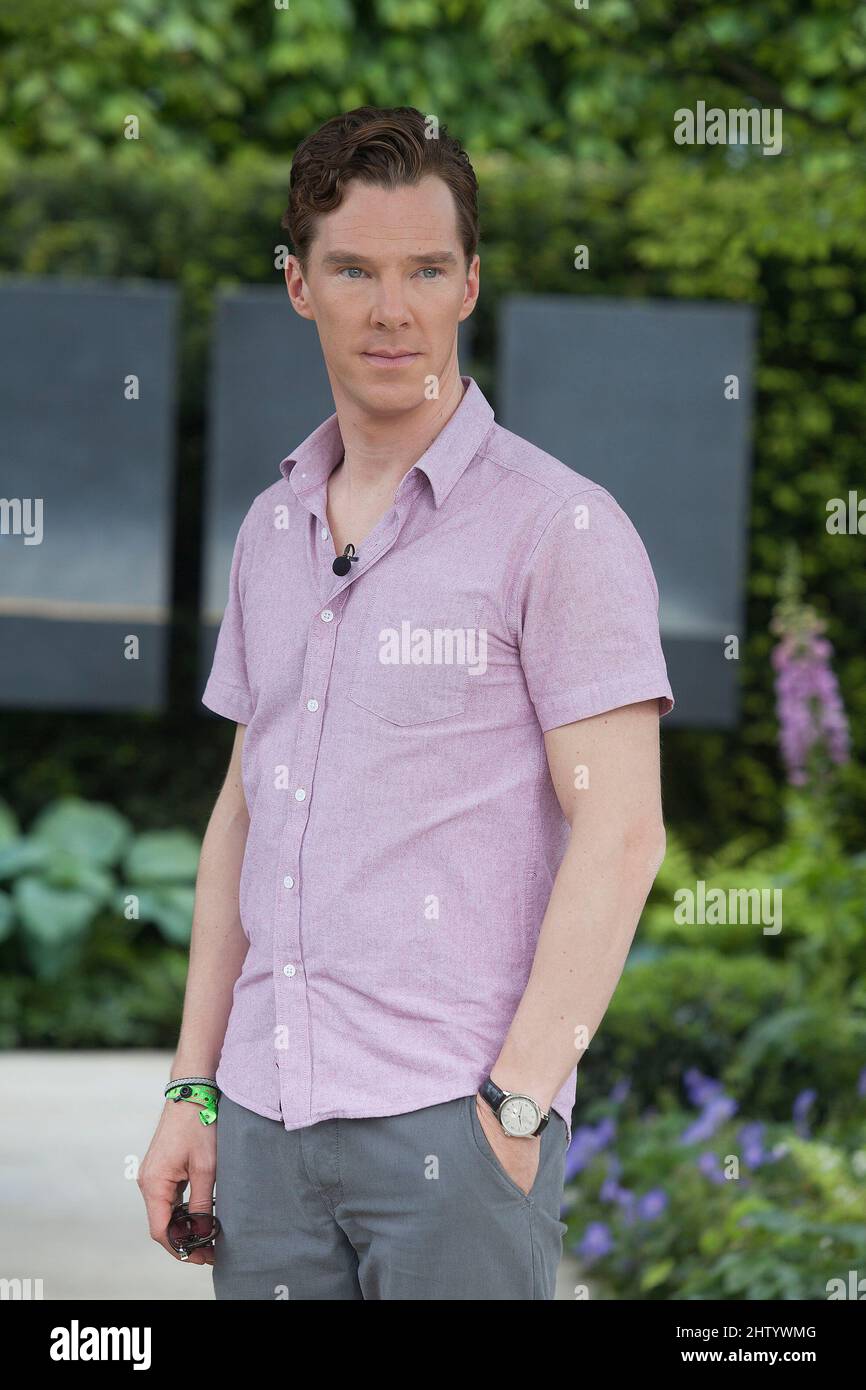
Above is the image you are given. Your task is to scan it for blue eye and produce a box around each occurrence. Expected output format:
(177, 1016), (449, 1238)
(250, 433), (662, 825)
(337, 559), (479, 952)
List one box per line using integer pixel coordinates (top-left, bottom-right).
(337, 266), (443, 279)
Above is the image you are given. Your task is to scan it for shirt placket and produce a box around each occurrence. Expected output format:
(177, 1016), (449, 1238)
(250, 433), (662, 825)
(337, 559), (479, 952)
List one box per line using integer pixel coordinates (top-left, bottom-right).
(273, 472), (423, 1127)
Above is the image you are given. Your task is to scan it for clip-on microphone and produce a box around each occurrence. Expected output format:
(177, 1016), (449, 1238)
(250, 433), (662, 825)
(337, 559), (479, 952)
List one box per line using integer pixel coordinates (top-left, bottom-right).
(332, 543), (359, 577)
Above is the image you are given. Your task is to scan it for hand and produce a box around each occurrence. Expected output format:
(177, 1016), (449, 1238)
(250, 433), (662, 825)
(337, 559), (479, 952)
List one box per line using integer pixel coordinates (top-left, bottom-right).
(138, 1100), (218, 1264)
(475, 1094), (541, 1197)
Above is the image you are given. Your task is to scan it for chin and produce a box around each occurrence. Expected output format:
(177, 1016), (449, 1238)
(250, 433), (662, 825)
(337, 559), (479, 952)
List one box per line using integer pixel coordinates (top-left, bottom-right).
(353, 370), (427, 408)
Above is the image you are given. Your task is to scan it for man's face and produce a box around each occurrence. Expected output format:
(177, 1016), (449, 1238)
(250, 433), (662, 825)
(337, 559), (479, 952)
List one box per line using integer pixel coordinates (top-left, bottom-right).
(285, 174), (479, 413)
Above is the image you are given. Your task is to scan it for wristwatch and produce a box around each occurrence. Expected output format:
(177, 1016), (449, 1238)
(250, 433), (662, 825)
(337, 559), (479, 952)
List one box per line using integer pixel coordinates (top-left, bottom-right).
(478, 1076), (549, 1137)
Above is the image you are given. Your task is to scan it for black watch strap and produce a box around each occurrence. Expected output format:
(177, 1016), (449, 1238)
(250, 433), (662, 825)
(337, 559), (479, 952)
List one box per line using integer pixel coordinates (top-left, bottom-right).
(478, 1076), (549, 1135)
(479, 1075), (507, 1116)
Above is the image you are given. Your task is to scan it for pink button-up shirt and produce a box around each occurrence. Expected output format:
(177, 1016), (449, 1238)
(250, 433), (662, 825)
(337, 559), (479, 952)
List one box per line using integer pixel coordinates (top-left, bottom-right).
(202, 376), (674, 1144)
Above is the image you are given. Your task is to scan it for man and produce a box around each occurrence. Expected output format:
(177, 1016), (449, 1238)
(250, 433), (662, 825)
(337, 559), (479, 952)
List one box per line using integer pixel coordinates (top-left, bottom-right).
(138, 105), (674, 1300)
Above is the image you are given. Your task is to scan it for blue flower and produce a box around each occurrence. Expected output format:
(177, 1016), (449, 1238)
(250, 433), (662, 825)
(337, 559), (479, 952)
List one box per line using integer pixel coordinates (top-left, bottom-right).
(683, 1067), (725, 1109)
(697, 1151), (727, 1185)
(793, 1088), (817, 1136)
(609, 1078), (631, 1106)
(594, 1115), (617, 1147)
(680, 1095), (738, 1144)
(564, 1127), (600, 1180)
(738, 1120), (770, 1168)
(577, 1222), (614, 1259)
(564, 1118), (617, 1180)
(637, 1188), (668, 1220)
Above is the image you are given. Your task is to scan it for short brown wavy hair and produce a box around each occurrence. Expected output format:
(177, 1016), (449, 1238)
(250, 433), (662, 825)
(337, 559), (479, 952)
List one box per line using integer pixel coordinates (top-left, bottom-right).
(282, 106), (479, 275)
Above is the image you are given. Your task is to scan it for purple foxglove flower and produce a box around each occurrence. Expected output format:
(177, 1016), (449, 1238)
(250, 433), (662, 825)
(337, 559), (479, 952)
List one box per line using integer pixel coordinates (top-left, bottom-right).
(771, 624), (850, 788)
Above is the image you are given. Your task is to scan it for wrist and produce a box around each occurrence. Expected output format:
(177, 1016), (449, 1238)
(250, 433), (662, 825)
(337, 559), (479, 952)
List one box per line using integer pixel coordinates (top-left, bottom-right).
(479, 1074), (550, 1138)
(476, 1095), (539, 1146)
(164, 1079), (220, 1126)
(171, 1060), (219, 1080)
(489, 1067), (554, 1114)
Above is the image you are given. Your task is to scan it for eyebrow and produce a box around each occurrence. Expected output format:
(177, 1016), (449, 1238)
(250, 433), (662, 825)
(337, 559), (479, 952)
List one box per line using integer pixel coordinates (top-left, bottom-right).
(320, 249), (460, 268)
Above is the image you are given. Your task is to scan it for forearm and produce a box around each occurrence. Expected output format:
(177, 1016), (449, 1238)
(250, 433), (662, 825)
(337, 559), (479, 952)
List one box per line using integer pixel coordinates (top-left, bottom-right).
(492, 822), (666, 1110)
(171, 792), (250, 1081)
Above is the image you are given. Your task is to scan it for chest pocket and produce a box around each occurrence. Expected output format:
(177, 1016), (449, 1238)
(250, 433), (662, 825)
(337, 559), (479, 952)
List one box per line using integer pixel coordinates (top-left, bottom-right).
(347, 592), (482, 727)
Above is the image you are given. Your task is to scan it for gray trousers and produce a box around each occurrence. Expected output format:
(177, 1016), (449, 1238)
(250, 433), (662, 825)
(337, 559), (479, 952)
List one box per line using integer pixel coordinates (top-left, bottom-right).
(212, 1091), (569, 1300)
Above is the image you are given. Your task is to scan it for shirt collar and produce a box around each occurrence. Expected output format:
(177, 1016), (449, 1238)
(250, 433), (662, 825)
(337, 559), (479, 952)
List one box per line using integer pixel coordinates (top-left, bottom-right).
(279, 375), (494, 511)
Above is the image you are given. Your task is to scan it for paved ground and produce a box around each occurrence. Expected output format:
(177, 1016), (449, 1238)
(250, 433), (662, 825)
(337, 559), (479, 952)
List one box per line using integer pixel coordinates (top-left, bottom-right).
(1, 1052), (577, 1300)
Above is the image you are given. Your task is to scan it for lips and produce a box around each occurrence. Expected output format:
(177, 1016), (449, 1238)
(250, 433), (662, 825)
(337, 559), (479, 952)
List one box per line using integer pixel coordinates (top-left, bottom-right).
(361, 351), (420, 367)
(363, 349), (418, 358)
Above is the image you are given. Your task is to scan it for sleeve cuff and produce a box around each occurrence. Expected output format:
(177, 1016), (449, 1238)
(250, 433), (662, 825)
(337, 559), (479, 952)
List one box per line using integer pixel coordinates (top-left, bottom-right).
(534, 677), (675, 733)
(201, 677), (254, 725)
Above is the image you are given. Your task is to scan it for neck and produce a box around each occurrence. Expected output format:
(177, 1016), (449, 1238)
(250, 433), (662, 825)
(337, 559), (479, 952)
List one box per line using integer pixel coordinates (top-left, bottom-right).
(327, 367), (466, 504)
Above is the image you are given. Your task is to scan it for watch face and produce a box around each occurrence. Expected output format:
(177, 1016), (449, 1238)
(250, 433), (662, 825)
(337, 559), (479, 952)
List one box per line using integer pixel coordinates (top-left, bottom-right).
(499, 1096), (540, 1136)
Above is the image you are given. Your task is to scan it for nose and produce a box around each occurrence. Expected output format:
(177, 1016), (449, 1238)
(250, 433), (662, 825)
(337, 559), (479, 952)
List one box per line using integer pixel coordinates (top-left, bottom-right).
(370, 274), (412, 331)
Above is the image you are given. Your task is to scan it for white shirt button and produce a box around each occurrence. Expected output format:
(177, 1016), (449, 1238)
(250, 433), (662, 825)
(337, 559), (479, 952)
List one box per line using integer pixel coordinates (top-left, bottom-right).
(283, 963), (296, 977)
(283, 875), (295, 889)
(321, 527), (329, 539)
(295, 788), (306, 801)
(306, 699), (319, 712)
(320, 609), (333, 622)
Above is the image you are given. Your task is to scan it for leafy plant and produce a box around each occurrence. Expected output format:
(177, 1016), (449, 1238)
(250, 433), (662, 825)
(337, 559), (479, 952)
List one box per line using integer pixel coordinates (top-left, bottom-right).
(563, 1066), (866, 1300)
(0, 796), (199, 990)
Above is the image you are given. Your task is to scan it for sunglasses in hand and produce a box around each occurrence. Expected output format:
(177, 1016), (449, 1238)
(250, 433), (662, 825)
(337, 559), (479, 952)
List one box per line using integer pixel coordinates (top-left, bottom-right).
(167, 1202), (222, 1261)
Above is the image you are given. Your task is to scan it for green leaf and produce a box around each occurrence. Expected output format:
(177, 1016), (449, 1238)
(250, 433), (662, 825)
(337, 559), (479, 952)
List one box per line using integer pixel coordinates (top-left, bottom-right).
(0, 838), (52, 880)
(123, 830), (200, 884)
(13, 876), (103, 979)
(130, 885), (196, 945)
(30, 797), (131, 868)
(0, 799), (20, 844)
(0, 890), (14, 942)
(640, 1258), (674, 1290)
(41, 852), (115, 904)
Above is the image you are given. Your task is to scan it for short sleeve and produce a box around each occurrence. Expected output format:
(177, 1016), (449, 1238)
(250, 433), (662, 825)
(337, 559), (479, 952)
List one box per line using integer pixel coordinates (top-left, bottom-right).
(201, 511), (255, 724)
(516, 487), (674, 732)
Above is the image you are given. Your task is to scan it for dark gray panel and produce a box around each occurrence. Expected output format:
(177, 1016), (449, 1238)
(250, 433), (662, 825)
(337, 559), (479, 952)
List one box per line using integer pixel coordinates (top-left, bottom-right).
(0, 276), (177, 709)
(200, 290), (336, 624)
(199, 288), (474, 702)
(0, 617), (167, 710)
(498, 296), (756, 728)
